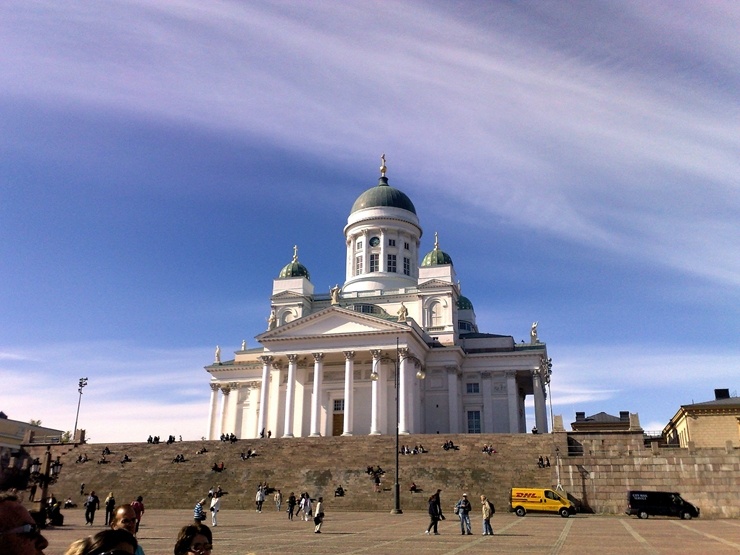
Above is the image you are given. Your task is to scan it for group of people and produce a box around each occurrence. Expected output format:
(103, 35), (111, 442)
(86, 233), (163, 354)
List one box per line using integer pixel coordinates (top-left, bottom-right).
(1, 491), (209, 555)
(239, 449), (257, 460)
(219, 433), (238, 443)
(442, 440), (459, 451)
(258, 429), (272, 439)
(210, 462), (225, 472)
(172, 454), (186, 463)
(425, 490), (495, 536)
(74, 453), (90, 464)
(481, 444), (496, 455)
(400, 444), (426, 455)
(537, 455), (551, 468)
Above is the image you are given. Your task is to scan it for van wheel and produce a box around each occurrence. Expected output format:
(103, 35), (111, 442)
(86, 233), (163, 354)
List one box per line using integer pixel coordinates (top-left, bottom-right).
(515, 507), (526, 517)
(681, 512), (692, 520)
(638, 511), (648, 519)
(559, 508), (570, 518)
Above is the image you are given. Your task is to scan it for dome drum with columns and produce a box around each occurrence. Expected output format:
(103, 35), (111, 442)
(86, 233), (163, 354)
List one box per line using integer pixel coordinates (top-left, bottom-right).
(205, 156), (550, 439)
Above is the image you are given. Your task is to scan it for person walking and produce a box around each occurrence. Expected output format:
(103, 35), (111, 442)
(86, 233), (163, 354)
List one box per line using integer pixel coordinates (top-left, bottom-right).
(130, 496), (145, 533)
(287, 492), (297, 521)
(210, 490), (222, 526)
(255, 487), (265, 513)
(480, 494), (494, 535)
(103, 493), (116, 526)
(302, 493), (312, 522)
(313, 496), (324, 533)
(455, 493), (472, 535)
(84, 490), (100, 526)
(274, 489), (282, 512)
(425, 493), (441, 535)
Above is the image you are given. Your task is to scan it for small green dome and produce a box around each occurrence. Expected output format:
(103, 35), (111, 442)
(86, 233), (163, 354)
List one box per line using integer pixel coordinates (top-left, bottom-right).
(350, 177), (417, 215)
(421, 232), (453, 267)
(457, 295), (474, 311)
(278, 246), (310, 281)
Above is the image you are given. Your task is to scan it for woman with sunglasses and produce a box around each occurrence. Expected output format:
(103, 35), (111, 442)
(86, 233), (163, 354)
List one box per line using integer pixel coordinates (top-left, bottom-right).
(173, 523), (213, 555)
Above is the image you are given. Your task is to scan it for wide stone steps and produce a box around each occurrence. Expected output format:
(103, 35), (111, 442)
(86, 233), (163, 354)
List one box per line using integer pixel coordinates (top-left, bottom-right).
(27, 434), (557, 512)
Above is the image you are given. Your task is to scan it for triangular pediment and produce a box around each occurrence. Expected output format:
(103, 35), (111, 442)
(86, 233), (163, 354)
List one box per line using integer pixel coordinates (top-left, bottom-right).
(418, 278), (454, 289)
(256, 306), (407, 342)
(271, 290), (307, 300)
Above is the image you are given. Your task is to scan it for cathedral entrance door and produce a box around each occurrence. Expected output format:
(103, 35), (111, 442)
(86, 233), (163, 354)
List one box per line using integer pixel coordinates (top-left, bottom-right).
(332, 414), (343, 436)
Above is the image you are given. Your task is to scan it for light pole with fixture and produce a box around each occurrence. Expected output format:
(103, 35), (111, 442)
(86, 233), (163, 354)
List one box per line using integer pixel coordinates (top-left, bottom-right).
(73, 377), (88, 441)
(30, 446), (63, 517)
(370, 340), (425, 515)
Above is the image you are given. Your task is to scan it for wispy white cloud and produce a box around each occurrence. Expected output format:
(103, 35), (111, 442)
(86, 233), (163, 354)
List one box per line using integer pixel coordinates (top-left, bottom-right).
(0, 341), (212, 442)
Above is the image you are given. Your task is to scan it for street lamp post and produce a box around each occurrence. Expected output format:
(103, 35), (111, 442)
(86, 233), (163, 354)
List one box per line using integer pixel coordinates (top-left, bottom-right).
(73, 377), (88, 441)
(370, 341), (425, 516)
(30, 446), (63, 519)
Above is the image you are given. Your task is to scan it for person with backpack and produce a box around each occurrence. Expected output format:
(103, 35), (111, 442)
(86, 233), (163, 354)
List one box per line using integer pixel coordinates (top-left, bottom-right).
(480, 494), (495, 536)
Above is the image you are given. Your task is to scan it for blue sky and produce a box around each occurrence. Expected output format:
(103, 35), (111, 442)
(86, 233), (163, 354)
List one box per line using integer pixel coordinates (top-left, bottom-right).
(1, 1), (738, 443)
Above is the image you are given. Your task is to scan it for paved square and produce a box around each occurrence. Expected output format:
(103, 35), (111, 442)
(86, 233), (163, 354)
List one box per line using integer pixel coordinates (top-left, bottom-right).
(41, 509), (740, 555)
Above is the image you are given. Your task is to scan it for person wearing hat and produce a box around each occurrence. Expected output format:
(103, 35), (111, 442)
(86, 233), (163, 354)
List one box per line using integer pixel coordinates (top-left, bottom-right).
(454, 493), (472, 535)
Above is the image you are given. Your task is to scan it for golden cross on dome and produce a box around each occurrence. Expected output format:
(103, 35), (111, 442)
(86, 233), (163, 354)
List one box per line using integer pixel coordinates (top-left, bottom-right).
(293, 245), (298, 262)
(380, 153), (387, 177)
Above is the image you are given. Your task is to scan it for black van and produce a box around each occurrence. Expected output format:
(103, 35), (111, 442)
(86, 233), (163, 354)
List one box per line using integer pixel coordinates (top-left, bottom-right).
(626, 491), (700, 520)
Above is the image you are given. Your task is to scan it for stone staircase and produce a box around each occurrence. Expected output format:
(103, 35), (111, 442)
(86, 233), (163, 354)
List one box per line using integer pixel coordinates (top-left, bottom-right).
(26, 434), (557, 512)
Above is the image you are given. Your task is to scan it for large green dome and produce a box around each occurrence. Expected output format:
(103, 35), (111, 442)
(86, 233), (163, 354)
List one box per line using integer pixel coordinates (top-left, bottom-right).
(350, 177), (417, 215)
(278, 247), (310, 280)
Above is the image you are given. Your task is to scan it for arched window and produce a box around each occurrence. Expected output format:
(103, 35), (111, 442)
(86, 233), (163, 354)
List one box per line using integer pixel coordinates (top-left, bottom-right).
(429, 302), (443, 327)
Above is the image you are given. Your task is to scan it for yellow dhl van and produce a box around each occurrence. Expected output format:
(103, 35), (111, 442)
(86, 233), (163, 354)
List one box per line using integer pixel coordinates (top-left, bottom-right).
(510, 488), (576, 518)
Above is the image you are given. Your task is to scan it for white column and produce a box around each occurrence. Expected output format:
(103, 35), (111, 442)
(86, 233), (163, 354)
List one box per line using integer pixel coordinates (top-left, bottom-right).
(283, 354), (298, 438)
(533, 370), (548, 433)
(447, 366), (460, 433)
(481, 372), (493, 433)
(227, 382), (240, 435)
(257, 355), (273, 438)
(370, 350), (381, 435)
(507, 371), (519, 433)
(342, 351), (355, 436)
(399, 349), (409, 434)
(219, 386), (231, 436)
(310, 352), (324, 437)
(379, 229), (386, 272)
(208, 383), (220, 440)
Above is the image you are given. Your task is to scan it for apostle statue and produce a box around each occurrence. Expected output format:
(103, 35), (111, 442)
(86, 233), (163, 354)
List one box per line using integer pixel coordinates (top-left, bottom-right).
(267, 309), (277, 330)
(530, 321), (539, 344)
(397, 302), (408, 323)
(330, 284), (340, 305)
(214, 345), (221, 363)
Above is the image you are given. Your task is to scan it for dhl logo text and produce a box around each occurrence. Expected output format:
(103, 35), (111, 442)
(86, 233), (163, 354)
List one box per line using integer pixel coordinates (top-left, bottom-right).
(513, 493), (539, 498)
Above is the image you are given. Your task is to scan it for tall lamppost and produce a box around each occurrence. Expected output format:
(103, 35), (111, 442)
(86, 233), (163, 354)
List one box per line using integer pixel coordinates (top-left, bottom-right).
(30, 446), (63, 517)
(370, 341), (425, 515)
(73, 377), (88, 440)
(541, 357), (553, 432)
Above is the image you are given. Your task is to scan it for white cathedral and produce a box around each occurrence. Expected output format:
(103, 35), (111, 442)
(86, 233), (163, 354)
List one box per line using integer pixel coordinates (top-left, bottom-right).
(205, 158), (551, 439)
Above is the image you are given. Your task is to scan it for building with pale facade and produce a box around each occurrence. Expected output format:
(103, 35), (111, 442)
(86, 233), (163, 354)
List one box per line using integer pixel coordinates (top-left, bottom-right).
(205, 159), (551, 439)
(663, 389), (740, 448)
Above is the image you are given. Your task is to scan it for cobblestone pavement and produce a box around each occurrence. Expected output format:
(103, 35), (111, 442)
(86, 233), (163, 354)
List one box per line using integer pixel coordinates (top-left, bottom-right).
(42, 509), (740, 555)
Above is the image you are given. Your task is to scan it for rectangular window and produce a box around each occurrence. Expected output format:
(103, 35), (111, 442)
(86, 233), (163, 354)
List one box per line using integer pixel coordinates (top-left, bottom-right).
(369, 253), (379, 272)
(356, 240), (363, 250)
(467, 411), (481, 433)
(388, 239), (396, 247)
(403, 257), (411, 276)
(404, 241), (410, 250)
(466, 383), (480, 394)
(355, 256), (363, 276)
(334, 399), (344, 412)
(387, 254), (397, 273)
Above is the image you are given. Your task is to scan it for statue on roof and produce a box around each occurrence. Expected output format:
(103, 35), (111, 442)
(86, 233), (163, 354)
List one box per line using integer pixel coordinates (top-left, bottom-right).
(267, 309), (277, 331)
(397, 302), (408, 323)
(530, 321), (539, 344)
(330, 284), (340, 305)
(241, 339), (247, 351)
(215, 345), (221, 363)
